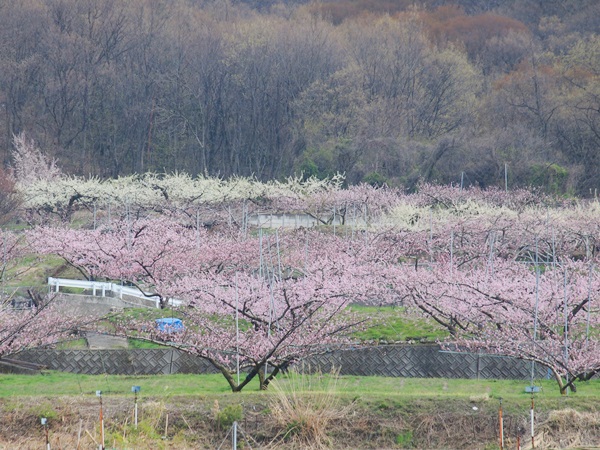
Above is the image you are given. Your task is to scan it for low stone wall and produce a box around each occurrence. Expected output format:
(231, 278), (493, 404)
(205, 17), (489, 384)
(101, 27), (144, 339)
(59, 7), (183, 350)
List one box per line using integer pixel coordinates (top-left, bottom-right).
(11, 344), (550, 380)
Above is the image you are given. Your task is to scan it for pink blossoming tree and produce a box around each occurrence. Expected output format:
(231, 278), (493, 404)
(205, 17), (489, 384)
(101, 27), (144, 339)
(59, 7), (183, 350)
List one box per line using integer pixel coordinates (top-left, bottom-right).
(377, 228), (600, 394)
(0, 230), (79, 361)
(30, 219), (374, 390)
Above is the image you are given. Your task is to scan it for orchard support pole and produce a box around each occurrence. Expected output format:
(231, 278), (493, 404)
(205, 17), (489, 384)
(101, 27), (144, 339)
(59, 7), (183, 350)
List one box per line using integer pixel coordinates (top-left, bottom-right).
(530, 392), (535, 448)
(232, 421), (238, 450)
(235, 273), (240, 387)
(96, 390), (104, 450)
(498, 397), (504, 450)
(131, 386), (140, 429)
(41, 417), (50, 450)
(564, 268), (569, 396)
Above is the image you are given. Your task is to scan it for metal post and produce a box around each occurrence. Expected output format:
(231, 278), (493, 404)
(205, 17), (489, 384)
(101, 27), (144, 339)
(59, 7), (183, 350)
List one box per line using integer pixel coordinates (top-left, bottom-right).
(2, 233), (6, 286)
(235, 273), (240, 387)
(504, 163), (508, 191)
(135, 393), (138, 429)
(429, 209), (433, 263)
(363, 207), (367, 243)
(586, 262), (593, 350)
(487, 231), (496, 278)
(126, 198), (131, 250)
(352, 203), (356, 239)
(243, 201), (247, 239)
(196, 209), (200, 249)
(450, 229), (454, 278)
(564, 268), (569, 396)
(96, 391), (104, 450)
(499, 397), (504, 450)
(259, 229), (263, 278)
(275, 229), (283, 282)
(531, 238), (540, 386)
(530, 392), (535, 448)
(41, 417), (50, 450)
(131, 386), (140, 429)
(232, 421), (237, 450)
(333, 205), (336, 235)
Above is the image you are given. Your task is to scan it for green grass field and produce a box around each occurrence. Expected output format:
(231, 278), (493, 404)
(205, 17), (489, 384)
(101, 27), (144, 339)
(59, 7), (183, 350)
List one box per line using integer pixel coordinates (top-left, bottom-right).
(1, 371), (598, 407)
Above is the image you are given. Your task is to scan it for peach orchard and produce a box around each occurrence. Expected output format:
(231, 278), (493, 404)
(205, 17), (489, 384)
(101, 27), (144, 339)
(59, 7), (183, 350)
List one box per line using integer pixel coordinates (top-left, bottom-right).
(21, 176), (600, 393)
(4, 134), (600, 392)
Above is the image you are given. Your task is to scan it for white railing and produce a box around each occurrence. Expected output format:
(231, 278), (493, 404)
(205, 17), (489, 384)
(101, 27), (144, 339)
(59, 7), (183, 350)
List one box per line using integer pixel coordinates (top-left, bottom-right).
(47, 277), (182, 308)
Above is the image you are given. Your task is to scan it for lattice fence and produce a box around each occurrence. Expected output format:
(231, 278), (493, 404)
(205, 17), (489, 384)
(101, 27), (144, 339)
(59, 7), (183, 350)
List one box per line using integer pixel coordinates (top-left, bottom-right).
(11, 349), (216, 375)
(302, 345), (549, 380)
(11, 344), (551, 380)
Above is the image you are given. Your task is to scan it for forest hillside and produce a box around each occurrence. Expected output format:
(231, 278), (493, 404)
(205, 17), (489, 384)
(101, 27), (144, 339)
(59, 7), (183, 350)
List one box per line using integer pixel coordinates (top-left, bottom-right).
(0, 0), (599, 194)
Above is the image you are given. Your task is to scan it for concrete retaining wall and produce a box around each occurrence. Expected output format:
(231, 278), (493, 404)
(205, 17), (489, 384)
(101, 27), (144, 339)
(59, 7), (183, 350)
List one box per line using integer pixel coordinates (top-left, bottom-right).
(11, 345), (551, 380)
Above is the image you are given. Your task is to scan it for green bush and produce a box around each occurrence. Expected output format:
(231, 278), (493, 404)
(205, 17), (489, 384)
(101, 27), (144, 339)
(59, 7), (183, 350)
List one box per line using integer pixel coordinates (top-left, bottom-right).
(215, 404), (243, 429)
(30, 402), (58, 421)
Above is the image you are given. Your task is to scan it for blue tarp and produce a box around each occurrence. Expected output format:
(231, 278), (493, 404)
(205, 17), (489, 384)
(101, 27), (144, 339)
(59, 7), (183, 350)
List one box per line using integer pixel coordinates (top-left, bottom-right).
(155, 318), (184, 333)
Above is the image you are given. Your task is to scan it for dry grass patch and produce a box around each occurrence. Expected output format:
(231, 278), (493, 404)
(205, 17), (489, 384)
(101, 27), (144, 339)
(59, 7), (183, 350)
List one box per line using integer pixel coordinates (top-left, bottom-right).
(536, 409), (600, 449)
(268, 368), (355, 449)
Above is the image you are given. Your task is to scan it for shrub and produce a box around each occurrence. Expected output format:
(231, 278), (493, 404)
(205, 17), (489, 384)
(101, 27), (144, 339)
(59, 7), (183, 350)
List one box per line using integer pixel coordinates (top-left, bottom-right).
(213, 402), (243, 429)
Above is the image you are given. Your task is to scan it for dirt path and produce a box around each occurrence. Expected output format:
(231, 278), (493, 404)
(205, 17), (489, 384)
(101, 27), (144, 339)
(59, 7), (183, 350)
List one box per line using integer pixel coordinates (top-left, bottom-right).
(84, 332), (128, 349)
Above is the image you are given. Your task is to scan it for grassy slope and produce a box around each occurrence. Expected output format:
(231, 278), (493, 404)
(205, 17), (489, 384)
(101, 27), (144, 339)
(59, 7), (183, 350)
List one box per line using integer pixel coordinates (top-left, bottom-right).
(350, 305), (449, 342)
